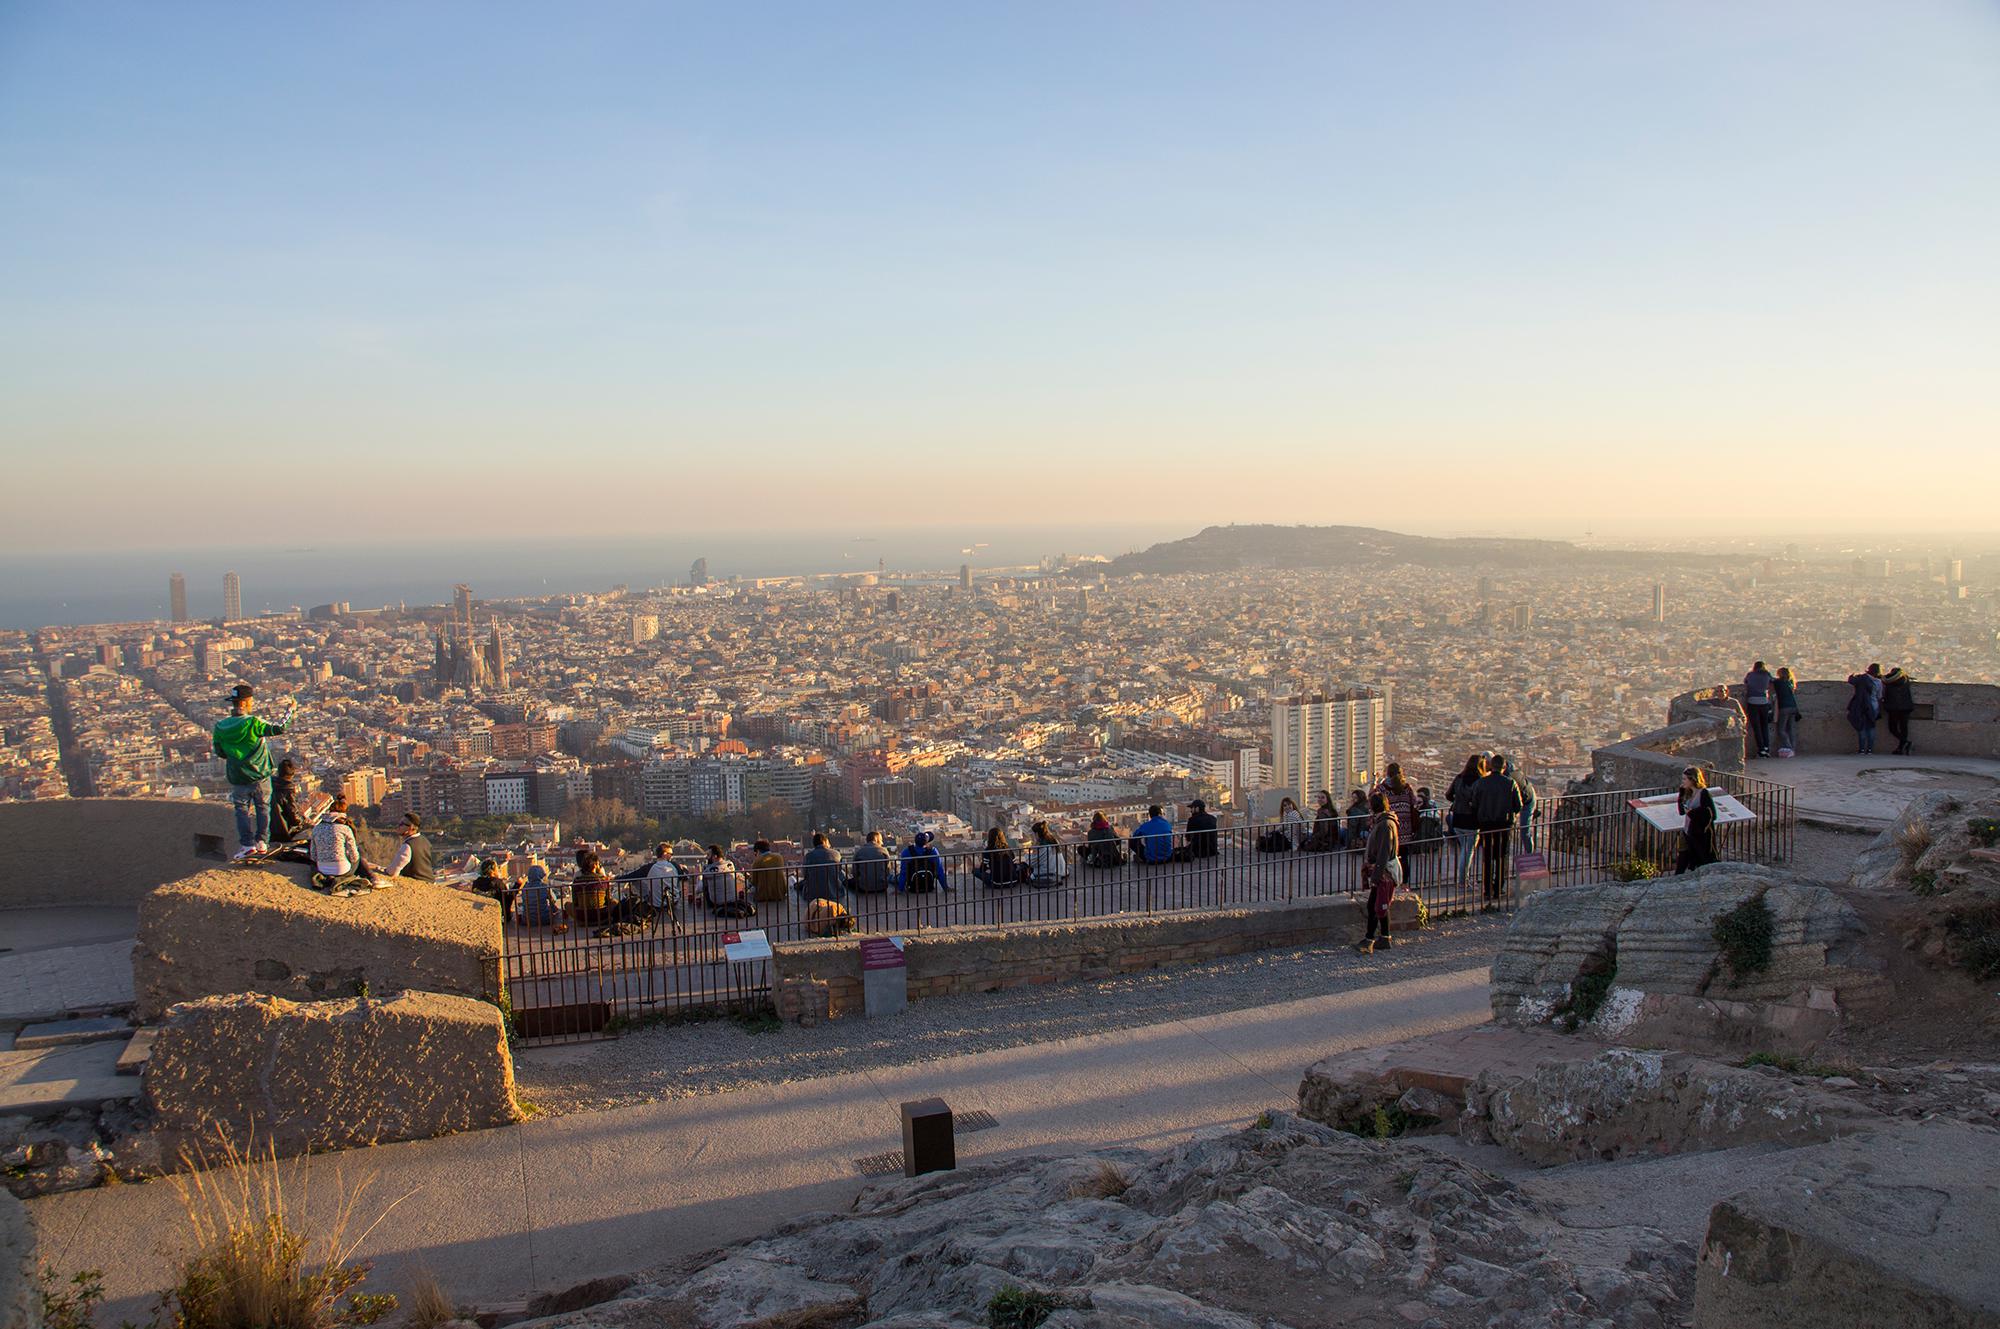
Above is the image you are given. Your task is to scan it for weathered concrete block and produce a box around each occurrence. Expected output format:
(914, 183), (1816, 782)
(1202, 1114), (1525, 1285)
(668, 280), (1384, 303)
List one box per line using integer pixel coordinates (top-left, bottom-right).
(1696, 1121), (2000, 1327)
(133, 866), (503, 1021)
(0, 797), (235, 910)
(1491, 866), (1887, 1053)
(145, 991), (519, 1159)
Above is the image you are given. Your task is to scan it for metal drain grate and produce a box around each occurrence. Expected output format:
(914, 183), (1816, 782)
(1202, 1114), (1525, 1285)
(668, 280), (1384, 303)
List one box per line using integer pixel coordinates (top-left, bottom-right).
(852, 1110), (1001, 1175)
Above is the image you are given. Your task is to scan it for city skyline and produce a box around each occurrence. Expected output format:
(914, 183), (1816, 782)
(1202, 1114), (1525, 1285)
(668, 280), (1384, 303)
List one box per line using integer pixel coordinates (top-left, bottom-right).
(4, 2), (1998, 547)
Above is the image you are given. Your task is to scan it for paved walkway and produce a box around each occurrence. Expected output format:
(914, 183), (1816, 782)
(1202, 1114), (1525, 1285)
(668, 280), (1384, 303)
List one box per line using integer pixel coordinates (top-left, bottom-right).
(0, 938), (135, 1024)
(29, 966), (1491, 1316)
(1756, 754), (2000, 830)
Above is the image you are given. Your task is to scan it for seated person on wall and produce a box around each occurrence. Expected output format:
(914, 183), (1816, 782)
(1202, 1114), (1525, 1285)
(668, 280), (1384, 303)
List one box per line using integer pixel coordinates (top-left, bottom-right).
(898, 831), (949, 893)
(516, 863), (561, 926)
(849, 830), (892, 894)
(640, 842), (682, 919)
(380, 813), (434, 882)
(748, 839), (789, 903)
(1184, 798), (1219, 858)
(1027, 820), (1070, 885)
(472, 858), (516, 912)
(269, 759), (311, 845)
(974, 826), (1022, 887)
(1132, 805), (1175, 865)
(701, 844), (754, 917)
(798, 832), (847, 903)
(570, 847), (616, 923)
(309, 800), (379, 891)
(1084, 811), (1126, 868)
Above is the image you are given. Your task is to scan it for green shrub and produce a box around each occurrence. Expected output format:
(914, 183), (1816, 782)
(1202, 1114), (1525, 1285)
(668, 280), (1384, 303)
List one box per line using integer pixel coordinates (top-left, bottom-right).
(1969, 817), (2000, 848)
(1943, 902), (2000, 981)
(1609, 856), (1660, 883)
(1910, 869), (1942, 896)
(1712, 895), (1775, 982)
(988, 1287), (1066, 1329)
(1568, 966), (1617, 1025)
(39, 1268), (105, 1329)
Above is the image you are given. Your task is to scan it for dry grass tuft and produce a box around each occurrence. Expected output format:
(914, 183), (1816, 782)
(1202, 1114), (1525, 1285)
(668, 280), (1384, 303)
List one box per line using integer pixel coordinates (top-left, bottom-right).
(1899, 818), (1934, 865)
(403, 1268), (457, 1329)
(163, 1131), (411, 1329)
(1067, 1159), (1131, 1200)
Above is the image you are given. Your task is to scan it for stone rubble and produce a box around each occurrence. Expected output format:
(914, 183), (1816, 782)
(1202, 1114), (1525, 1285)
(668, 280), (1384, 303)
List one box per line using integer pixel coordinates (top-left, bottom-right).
(509, 1114), (1693, 1329)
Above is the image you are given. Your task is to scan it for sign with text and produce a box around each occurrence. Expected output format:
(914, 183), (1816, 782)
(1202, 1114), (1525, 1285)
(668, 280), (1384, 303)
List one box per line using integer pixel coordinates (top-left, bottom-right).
(861, 934), (909, 1017)
(1628, 793), (1757, 834)
(1514, 852), (1550, 880)
(723, 929), (772, 963)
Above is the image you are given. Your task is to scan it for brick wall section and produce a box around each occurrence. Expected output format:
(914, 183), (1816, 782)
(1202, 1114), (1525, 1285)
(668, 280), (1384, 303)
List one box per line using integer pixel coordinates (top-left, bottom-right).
(771, 893), (1421, 1019)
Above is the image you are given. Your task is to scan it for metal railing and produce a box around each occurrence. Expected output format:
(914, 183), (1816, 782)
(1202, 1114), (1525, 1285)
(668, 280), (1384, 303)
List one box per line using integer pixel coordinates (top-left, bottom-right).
(498, 772), (1795, 1043)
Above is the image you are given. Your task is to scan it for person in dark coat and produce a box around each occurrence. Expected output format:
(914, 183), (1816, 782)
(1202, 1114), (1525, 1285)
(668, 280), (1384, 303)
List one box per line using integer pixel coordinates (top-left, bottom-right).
(1881, 667), (1916, 754)
(1674, 766), (1718, 874)
(1446, 754), (1487, 886)
(1085, 812), (1125, 869)
(1184, 799), (1219, 858)
(269, 759), (310, 844)
(1472, 761), (1523, 905)
(1356, 792), (1400, 954)
(1311, 791), (1342, 852)
(1846, 668), (1882, 755)
(975, 826), (1021, 887)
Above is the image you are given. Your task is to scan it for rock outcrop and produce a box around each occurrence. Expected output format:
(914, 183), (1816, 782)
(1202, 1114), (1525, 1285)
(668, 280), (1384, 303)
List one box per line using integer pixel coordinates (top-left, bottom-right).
(133, 866), (504, 1021)
(1490, 866), (1887, 1054)
(1461, 1049), (1877, 1167)
(510, 1113), (1693, 1329)
(144, 991), (519, 1160)
(1695, 1120), (2000, 1328)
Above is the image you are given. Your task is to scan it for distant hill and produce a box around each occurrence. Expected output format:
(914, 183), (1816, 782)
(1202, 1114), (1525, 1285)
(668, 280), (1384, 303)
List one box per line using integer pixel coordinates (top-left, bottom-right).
(1105, 524), (1587, 575)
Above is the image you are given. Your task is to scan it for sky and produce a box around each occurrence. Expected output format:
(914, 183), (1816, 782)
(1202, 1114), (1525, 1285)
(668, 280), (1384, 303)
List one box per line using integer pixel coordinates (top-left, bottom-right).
(2, 0), (1997, 551)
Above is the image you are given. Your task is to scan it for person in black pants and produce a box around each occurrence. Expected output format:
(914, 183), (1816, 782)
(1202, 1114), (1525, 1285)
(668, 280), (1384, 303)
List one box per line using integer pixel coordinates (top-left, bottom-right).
(1472, 760), (1523, 906)
(1674, 766), (1718, 874)
(1881, 667), (1916, 754)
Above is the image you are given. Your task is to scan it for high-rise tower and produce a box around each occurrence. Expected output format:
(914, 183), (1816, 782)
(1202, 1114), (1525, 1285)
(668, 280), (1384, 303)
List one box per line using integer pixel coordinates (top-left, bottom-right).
(169, 573), (188, 623)
(222, 571), (241, 621)
(1651, 583), (1666, 624)
(1270, 687), (1388, 806)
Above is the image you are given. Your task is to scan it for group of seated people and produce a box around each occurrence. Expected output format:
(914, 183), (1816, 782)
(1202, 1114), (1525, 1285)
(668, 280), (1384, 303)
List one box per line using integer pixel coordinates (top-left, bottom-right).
(306, 799), (435, 891)
(1082, 800), (1220, 869)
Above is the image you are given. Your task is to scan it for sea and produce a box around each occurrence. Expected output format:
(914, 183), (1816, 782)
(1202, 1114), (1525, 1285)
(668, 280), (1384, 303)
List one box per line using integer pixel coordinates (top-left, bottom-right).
(0, 525), (1189, 630)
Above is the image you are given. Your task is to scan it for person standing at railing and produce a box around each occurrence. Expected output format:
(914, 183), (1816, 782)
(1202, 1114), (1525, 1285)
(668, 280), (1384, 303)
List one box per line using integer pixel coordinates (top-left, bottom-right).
(1772, 666), (1801, 756)
(1742, 661), (1777, 759)
(1847, 666), (1883, 755)
(1374, 764), (1420, 884)
(1674, 766), (1718, 874)
(1355, 791), (1400, 954)
(1184, 799), (1219, 858)
(1508, 759), (1539, 856)
(1415, 787), (1445, 883)
(1882, 667), (1916, 755)
(1446, 754), (1487, 886)
(1472, 758), (1523, 906)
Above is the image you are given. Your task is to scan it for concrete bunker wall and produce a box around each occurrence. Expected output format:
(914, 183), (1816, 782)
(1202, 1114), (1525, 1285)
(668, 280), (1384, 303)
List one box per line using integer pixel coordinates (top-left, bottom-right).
(133, 865), (504, 1021)
(0, 798), (234, 909)
(1787, 679), (2000, 758)
(772, 893), (1421, 1019)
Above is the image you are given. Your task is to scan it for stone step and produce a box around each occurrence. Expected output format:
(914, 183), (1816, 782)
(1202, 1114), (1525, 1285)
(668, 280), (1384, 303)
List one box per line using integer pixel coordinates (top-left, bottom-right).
(0, 1041), (139, 1116)
(14, 1016), (132, 1050)
(115, 1028), (156, 1076)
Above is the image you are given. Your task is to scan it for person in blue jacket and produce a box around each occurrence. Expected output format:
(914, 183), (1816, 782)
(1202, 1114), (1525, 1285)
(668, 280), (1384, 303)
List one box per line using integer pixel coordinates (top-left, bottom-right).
(898, 830), (950, 892)
(1133, 805), (1175, 864)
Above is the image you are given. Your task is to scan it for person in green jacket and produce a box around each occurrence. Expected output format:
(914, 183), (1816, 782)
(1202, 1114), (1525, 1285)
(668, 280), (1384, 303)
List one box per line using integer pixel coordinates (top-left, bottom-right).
(212, 683), (289, 857)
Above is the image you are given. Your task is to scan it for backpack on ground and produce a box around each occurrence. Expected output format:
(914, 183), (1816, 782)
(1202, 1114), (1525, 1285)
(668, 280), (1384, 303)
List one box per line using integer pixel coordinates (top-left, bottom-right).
(1257, 830), (1292, 853)
(906, 865), (939, 893)
(805, 898), (854, 937)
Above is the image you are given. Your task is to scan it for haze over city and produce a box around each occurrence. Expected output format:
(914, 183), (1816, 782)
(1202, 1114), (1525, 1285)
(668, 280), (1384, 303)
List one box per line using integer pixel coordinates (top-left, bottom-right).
(4, 0), (1998, 547)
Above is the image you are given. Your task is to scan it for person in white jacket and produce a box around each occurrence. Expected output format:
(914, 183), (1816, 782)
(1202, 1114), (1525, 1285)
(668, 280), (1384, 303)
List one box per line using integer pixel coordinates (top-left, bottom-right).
(1028, 820), (1069, 885)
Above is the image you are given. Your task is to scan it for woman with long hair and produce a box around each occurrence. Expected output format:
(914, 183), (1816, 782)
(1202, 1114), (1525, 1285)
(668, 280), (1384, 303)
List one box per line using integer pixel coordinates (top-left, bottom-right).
(1028, 820), (1069, 885)
(977, 825), (1021, 887)
(1675, 766), (1717, 874)
(1312, 790), (1341, 852)
(1279, 795), (1306, 850)
(1445, 754), (1488, 886)
(1356, 790), (1400, 954)
(1375, 762), (1419, 883)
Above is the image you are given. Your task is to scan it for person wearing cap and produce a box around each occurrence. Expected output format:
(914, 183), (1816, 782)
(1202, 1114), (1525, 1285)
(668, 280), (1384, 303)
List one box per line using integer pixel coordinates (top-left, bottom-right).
(381, 812), (434, 882)
(1184, 799), (1219, 859)
(898, 830), (949, 892)
(212, 683), (289, 858)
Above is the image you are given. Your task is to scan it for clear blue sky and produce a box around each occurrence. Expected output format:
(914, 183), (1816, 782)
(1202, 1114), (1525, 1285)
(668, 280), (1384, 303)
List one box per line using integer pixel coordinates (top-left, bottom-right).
(3, 1), (1997, 549)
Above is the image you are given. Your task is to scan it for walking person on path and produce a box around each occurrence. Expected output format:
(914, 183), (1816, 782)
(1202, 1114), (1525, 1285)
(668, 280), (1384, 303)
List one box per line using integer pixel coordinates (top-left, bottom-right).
(1741, 661), (1776, 758)
(212, 683), (290, 858)
(1355, 791), (1400, 954)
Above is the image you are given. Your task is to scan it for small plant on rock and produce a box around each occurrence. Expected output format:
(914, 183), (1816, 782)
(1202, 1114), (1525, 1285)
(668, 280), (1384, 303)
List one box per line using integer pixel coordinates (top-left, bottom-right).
(38, 1267), (106, 1329)
(1712, 895), (1775, 982)
(1970, 817), (2000, 848)
(1067, 1159), (1130, 1200)
(1609, 856), (1660, 883)
(1910, 869), (1942, 896)
(987, 1286), (1067, 1329)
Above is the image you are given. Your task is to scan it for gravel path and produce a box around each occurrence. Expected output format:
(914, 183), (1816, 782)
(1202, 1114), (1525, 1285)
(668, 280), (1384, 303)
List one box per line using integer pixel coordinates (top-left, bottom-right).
(514, 914), (1512, 1116)
(1787, 822), (1879, 884)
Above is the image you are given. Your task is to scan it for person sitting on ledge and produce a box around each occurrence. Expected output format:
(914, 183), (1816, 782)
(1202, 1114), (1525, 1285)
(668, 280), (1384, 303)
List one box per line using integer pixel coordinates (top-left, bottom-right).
(380, 812), (434, 882)
(1184, 799), (1219, 858)
(749, 839), (789, 903)
(269, 758), (310, 845)
(517, 862), (560, 927)
(1028, 820), (1069, 885)
(899, 830), (949, 892)
(1133, 805), (1175, 865)
(309, 799), (377, 892)
(975, 826), (1021, 887)
(849, 830), (892, 894)
(1085, 811), (1125, 868)
(701, 844), (753, 917)
(799, 832), (846, 903)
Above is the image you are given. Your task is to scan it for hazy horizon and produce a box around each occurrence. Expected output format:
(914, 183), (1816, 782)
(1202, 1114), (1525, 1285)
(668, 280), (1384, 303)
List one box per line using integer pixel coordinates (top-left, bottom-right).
(4, 1), (1999, 547)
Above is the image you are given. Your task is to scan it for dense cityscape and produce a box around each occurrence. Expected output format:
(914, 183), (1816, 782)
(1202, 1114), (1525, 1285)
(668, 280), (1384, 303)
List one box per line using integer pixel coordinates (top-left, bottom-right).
(5, 528), (1996, 864)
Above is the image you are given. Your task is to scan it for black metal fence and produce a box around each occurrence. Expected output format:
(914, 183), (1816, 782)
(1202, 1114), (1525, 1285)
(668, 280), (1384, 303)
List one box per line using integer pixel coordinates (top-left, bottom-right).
(499, 772), (1795, 1043)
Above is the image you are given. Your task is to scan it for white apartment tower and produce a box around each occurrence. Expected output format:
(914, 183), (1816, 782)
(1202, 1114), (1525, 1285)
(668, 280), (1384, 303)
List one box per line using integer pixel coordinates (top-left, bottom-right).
(1271, 687), (1388, 805)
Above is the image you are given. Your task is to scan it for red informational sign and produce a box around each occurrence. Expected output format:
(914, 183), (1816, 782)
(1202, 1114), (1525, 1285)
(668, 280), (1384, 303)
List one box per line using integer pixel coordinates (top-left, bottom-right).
(1515, 852), (1550, 880)
(721, 933), (741, 945)
(860, 936), (907, 971)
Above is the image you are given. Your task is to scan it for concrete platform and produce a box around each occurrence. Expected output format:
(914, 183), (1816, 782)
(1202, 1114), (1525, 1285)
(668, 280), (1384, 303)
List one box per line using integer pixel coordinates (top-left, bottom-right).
(1754, 754), (2000, 831)
(0, 1040), (139, 1116)
(15, 1017), (132, 1050)
(0, 939), (137, 1023)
